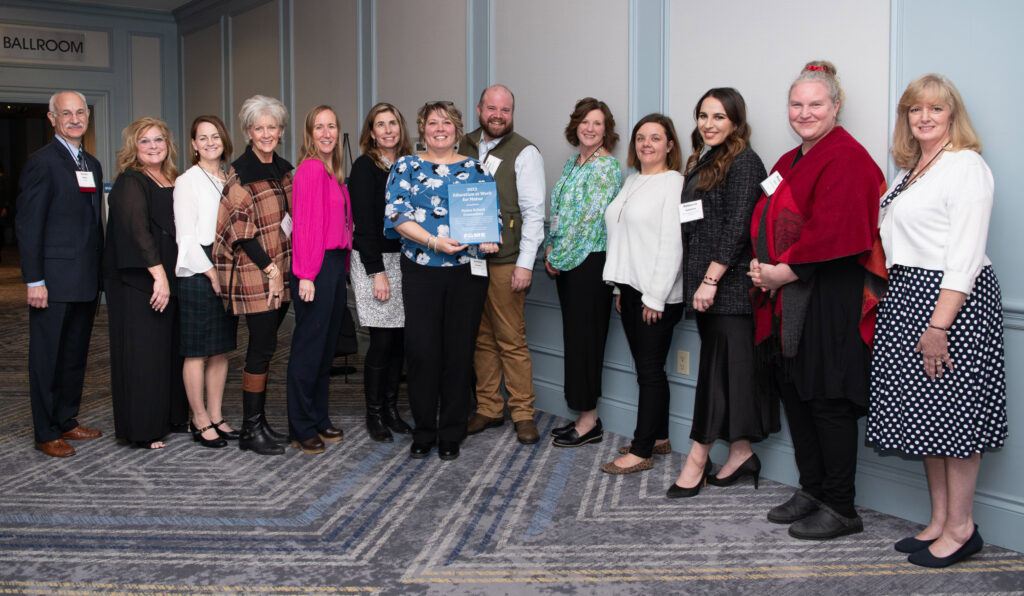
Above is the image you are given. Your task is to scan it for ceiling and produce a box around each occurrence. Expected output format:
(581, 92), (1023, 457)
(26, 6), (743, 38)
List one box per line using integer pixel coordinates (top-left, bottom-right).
(61, 0), (192, 12)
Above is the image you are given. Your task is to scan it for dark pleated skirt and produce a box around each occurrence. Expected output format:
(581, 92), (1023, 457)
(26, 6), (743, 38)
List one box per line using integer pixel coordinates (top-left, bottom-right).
(690, 312), (779, 443)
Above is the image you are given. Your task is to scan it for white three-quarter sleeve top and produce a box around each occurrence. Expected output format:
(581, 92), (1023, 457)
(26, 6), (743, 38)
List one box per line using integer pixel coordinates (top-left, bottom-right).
(602, 170), (685, 311)
(173, 164), (224, 277)
(880, 150), (994, 294)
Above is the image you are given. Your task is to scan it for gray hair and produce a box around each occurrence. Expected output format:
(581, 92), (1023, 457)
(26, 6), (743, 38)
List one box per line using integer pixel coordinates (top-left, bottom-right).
(238, 95), (289, 133)
(48, 90), (88, 114)
(790, 60), (845, 119)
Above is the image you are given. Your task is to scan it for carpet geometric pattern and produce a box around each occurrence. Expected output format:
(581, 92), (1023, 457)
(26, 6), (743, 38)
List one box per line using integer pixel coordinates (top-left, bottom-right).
(0, 253), (1023, 595)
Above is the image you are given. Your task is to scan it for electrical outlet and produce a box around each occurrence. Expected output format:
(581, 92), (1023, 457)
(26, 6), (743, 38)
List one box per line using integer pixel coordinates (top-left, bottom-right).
(676, 350), (690, 375)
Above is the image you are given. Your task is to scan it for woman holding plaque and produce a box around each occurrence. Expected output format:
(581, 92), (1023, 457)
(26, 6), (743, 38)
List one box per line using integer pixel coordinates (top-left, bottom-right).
(384, 101), (499, 461)
(545, 97), (622, 448)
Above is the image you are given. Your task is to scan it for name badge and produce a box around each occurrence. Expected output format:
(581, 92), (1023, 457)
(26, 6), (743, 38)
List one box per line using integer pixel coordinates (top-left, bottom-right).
(483, 155), (502, 176)
(470, 258), (488, 277)
(76, 171), (96, 192)
(760, 171), (783, 196)
(679, 200), (704, 223)
(549, 215), (559, 233)
(281, 213), (294, 238)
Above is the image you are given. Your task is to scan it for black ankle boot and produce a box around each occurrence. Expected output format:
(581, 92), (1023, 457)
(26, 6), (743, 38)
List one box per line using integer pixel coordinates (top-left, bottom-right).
(365, 365), (393, 442)
(239, 378), (284, 455)
(381, 358), (412, 435)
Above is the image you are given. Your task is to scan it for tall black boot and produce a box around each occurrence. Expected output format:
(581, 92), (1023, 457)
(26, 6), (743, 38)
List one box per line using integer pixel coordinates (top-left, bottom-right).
(381, 353), (412, 435)
(365, 365), (393, 442)
(258, 372), (286, 441)
(239, 372), (284, 455)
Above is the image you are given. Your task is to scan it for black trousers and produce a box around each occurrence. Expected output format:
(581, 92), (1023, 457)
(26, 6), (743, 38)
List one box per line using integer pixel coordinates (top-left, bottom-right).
(555, 251), (612, 412)
(777, 377), (864, 517)
(401, 258), (488, 444)
(28, 299), (96, 442)
(243, 303), (290, 375)
(286, 250), (348, 441)
(618, 284), (684, 458)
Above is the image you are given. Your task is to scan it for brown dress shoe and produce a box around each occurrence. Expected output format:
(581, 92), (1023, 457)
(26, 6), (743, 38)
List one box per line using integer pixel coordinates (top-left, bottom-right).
(601, 457), (654, 474)
(318, 426), (344, 442)
(62, 425), (102, 440)
(35, 439), (76, 457)
(514, 420), (539, 445)
(618, 440), (671, 456)
(291, 436), (326, 454)
(467, 413), (504, 435)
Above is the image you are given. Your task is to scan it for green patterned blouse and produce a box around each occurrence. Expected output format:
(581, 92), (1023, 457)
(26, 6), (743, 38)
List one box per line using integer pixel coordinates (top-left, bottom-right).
(543, 154), (622, 271)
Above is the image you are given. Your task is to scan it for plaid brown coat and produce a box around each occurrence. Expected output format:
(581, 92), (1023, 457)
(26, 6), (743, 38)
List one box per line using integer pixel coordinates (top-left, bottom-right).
(213, 165), (293, 315)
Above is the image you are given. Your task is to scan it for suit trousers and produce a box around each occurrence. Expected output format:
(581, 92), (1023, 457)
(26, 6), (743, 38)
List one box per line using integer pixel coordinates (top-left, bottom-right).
(28, 299), (97, 442)
(402, 259), (488, 444)
(618, 284), (684, 458)
(777, 377), (864, 518)
(474, 262), (535, 421)
(286, 250), (348, 442)
(555, 251), (612, 412)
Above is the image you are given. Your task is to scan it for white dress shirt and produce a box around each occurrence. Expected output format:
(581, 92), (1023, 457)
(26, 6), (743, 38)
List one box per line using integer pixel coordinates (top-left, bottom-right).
(880, 150), (993, 294)
(603, 171), (685, 311)
(477, 136), (546, 269)
(173, 165), (224, 277)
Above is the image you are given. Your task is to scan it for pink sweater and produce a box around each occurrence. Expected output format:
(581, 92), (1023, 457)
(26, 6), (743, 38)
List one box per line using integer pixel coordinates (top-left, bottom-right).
(292, 158), (353, 280)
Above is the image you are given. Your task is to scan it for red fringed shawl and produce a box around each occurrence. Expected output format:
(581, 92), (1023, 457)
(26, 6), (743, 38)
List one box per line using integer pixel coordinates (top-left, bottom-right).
(750, 126), (887, 355)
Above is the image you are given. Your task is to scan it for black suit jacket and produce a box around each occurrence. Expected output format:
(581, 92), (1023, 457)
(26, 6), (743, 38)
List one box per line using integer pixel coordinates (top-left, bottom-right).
(15, 139), (104, 303)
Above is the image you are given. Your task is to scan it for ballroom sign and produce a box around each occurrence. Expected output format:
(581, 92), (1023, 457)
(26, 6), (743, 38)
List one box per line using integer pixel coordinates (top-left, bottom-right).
(0, 23), (110, 68)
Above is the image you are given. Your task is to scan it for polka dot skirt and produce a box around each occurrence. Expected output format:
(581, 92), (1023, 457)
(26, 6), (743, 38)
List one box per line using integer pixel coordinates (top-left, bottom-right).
(867, 265), (1007, 458)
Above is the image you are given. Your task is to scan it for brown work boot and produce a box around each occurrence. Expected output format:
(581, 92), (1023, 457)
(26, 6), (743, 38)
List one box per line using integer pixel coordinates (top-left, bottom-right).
(467, 413), (504, 435)
(514, 420), (539, 445)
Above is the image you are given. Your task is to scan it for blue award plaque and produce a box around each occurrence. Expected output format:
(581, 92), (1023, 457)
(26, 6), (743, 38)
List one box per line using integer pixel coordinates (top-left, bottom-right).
(448, 182), (500, 244)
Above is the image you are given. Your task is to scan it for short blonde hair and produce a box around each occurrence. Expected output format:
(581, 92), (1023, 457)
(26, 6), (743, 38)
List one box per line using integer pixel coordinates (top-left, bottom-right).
(891, 73), (982, 169)
(416, 101), (464, 145)
(115, 116), (178, 182)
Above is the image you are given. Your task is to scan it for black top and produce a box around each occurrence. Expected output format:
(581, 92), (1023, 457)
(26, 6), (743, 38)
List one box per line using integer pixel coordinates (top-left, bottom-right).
(681, 146), (766, 314)
(103, 168), (178, 295)
(349, 154), (402, 274)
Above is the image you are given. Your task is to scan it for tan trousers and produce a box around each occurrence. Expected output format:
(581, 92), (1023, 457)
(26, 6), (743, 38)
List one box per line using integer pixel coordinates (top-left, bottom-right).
(474, 262), (536, 422)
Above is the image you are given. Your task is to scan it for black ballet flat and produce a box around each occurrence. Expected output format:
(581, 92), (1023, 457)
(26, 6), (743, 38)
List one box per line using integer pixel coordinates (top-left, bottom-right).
(706, 453), (761, 489)
(666, 458), (713, 498)
(550, 421), (575, 437)
(907, 526), (983, 568)
(894, 535), (937, 554)
(192, 424), (228, 449)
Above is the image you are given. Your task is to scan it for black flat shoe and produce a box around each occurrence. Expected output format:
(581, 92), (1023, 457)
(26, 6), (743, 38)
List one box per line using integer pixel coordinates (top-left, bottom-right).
(895, 535), (937, 553)
(410, 441), (433, 459)
(666, 458), (713, 498)
(211, 420), (240, 441)
(788, 504), (863, 540)
(767, 490), (821, 524)
(438, 440), (460, 461)
(550, 421), (575, 437)
(552, 419), (603, 447)
(908, 526), (983, 568)
(707, 453), (761, 489)
(192, 424), (228, 449)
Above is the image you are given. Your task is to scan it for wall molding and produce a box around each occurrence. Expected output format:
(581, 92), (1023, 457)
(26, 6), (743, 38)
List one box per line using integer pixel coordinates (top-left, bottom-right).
(466, 0), (492, 111)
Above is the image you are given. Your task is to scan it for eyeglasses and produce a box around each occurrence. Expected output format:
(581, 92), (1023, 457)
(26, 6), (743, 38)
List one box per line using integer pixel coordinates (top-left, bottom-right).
(138, 137), (167, 146)
(55, 109), (88, 119)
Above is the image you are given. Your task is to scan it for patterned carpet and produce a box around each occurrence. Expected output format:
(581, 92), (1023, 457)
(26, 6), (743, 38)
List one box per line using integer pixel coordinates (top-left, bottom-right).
(0, 251), (1023, 595)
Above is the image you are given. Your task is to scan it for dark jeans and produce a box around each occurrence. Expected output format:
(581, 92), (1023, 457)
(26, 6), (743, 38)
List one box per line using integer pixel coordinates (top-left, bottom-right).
(555, 251), (613, 412)
(618, 284), (684, 458)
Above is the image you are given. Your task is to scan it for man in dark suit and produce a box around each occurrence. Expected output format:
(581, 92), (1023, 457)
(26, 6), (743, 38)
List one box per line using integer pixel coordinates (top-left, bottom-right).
(16, 90), (104, 457)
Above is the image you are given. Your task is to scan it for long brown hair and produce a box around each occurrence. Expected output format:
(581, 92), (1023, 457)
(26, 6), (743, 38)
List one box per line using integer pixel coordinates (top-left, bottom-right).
(358, 102), (413, 170)
(115, 116), (179, 182)
(299, 105), (344, 181)
(189, 115), (233, 166)
(685, 88), (750, 190)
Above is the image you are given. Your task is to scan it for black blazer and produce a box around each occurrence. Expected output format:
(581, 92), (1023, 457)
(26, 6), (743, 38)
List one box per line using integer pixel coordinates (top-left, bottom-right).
(15, 139), (104, 303)
(681, 146), (766, 315)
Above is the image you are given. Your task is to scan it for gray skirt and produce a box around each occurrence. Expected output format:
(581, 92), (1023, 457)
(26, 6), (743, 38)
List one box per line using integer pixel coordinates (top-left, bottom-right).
(350, 250), (405, 328)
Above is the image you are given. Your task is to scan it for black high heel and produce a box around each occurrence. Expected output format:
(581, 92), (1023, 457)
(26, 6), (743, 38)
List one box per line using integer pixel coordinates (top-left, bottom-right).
(666, 458), (713, 498)
(706, 453), (761, 489)
(212, 420), (240, 441)
(192, 423), (228, 449)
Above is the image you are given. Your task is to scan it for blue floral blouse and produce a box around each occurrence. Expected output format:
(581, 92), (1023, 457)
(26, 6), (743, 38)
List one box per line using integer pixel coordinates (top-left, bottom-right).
(543, 154), (622, 271)
(384, 155), (496, 267)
